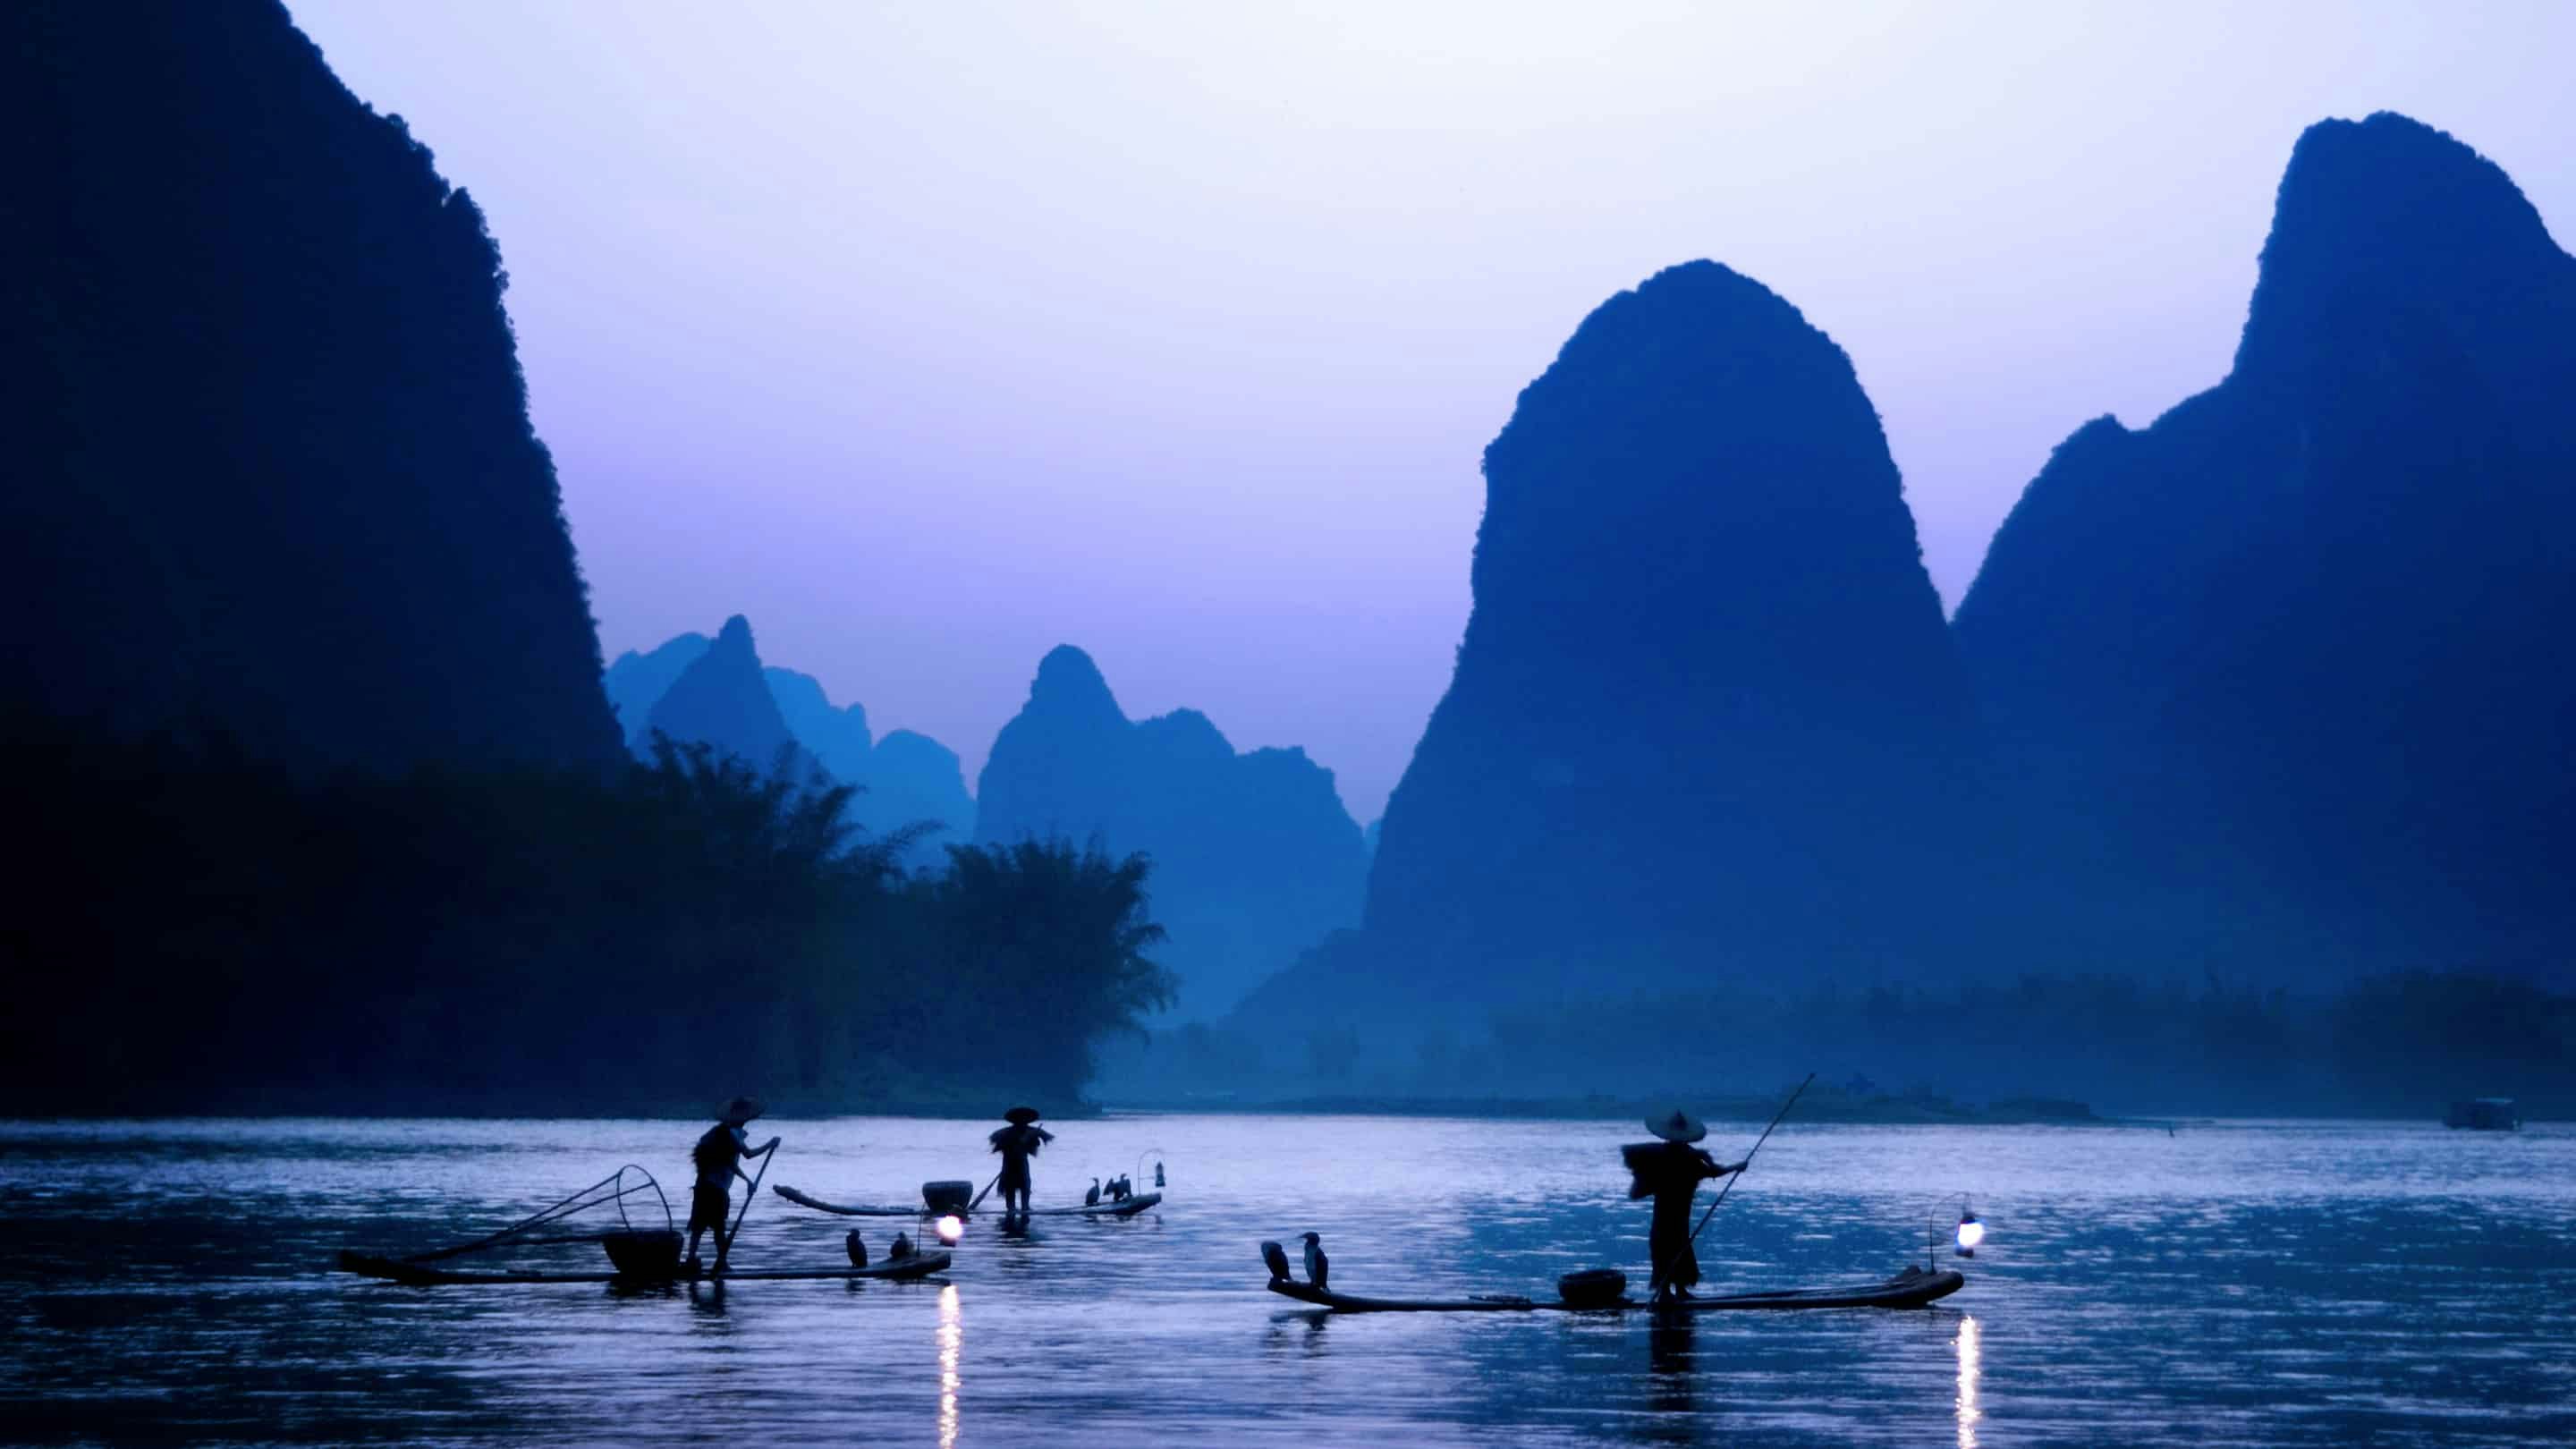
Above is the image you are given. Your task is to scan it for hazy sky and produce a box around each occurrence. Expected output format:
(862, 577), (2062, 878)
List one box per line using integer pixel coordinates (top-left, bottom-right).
(289, 1), (2573, 822)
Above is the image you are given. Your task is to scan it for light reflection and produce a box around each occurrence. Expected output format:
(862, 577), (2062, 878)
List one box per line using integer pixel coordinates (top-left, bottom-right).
(936, 1283), (962, 1449)
(1953, 1313), (1982, 1449)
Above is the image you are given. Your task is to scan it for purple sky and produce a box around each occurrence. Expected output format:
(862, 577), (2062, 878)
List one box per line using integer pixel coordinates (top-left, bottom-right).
(289, 1), (2573, 823)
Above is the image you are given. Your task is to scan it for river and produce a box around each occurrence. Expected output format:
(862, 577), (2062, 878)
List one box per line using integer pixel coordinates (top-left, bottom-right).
(2, 1114), (2569, 1445)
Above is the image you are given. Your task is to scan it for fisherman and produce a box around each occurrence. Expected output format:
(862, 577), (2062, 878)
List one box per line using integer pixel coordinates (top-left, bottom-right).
(686, 1096), (781, 1273)
(1623, 1110), (1748, 1301)
(987, 1106), (1054, 1215)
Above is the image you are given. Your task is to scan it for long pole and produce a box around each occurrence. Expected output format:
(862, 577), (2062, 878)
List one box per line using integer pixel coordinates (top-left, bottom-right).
(966, 1171), (1004, 1212)
(721, 1144), (776, 1267)
(1650, 1073), (1814, 1287)
(1689, 1072), (1814, 1247)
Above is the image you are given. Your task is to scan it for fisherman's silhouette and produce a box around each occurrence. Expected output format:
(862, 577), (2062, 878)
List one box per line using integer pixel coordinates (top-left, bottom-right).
(988, 1106), (1054, 1216)
(687, 1096), (780, 1274)
(1623, 1110), (1747, 1301)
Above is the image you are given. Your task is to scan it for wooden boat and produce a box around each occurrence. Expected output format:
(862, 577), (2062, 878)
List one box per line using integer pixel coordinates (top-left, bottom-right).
(335, 1247), (952, 1286)
(775, 1183), (1164, 1218)
(1266, 1265), (1963, 1314)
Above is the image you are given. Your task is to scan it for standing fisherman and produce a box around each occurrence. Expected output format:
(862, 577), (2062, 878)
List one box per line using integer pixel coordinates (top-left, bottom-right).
(987, 1106), (1054, 1216)
(687, 1096), (780, 1273)
(1623, 1110), (1748, 1301)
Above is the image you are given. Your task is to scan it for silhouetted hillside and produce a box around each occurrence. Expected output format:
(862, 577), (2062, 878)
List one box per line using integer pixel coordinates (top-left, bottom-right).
(1954, 113), (2576, 985)
(976, 646), (1368, 1018)
(2, 1), (620, 772)
(1319, 261), (1981, 1013)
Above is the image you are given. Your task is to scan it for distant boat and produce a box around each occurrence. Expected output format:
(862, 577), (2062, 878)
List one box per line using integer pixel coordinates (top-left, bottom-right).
(2445, 1098), (2522, 1131)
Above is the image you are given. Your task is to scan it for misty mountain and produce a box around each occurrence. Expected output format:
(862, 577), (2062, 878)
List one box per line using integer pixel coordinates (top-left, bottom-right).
(767, 663), (975, 863)
(605, 633), (711, 749)
(647, 615), (804, 773)
(975, 646), (1368, 1019)
(608, 624), (972, 866)
(1953, 112), (2576, 985)
(1336, 261), (1983, 1007)
(2, 0), (621, 772)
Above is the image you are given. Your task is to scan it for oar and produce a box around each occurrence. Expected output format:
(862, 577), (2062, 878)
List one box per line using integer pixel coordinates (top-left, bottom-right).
(966, 1171), (1004, 1212)
(1648, 1073), (1814, 1287)
(720, 1140), (778, 1267)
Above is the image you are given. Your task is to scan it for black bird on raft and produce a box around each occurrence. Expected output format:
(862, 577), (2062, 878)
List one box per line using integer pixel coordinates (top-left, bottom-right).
(1087, 1177), (1101, 1207)
(1261, 1241), (1292, 1283)
(845, 1230), (868, 1267)
(1301, 1232), (1329, 1289)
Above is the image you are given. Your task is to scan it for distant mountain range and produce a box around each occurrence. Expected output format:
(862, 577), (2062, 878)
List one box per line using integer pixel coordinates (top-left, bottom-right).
(605, 619), (971, 869)
(1250, 112), (2576, 1035)
(9, 0), (2563, 1057)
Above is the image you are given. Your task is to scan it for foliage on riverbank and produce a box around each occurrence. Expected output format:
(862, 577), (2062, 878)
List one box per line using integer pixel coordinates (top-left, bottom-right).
(4, 712), (1172, 1115)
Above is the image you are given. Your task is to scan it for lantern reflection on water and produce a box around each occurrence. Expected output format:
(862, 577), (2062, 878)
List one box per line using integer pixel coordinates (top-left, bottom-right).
(1953, 1313), (1982, 1449)
(936, 1283), (961, 1449)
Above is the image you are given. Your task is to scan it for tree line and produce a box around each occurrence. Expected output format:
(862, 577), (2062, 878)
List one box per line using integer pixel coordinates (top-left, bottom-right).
(4, 709), (1172, 1114)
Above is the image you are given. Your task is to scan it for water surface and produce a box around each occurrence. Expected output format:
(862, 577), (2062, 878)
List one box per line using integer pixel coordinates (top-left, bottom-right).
(3, 1115), (2569, 1445)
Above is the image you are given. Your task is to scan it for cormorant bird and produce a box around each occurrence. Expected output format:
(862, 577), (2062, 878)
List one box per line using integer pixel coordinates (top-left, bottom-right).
(845, 1230), (869, 1267)
(1086, 1177), (1101, 1207)
(890, 1230), (914, 1259)
(1260, 1241), (1292, 1282)
(1301, 1232), (1328, 1290)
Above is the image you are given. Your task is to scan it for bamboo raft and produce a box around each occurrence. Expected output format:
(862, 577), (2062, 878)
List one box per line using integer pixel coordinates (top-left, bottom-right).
(775, 1183), (1164, 1218)
(1266, 1265), (1964, 1314)
(336, 1247), (951, 1286)
(334, 1163), (953, 1289)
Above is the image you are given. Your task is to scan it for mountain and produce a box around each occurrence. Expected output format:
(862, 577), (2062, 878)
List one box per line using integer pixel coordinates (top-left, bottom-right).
(2, 1), (621, 772)
(976, 646), (1368, 1018)
(767, 664), (974, 863)
(1953, 113), (2576, 984)
(1332, 261), (1983, 1006)
(610, 625), (972, 864)
(606, 634), (712, 749)
(647, 616), (801, 772)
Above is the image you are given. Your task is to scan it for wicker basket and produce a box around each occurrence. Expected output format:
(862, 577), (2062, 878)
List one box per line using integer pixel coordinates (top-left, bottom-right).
(601, 1229), (682, 1278)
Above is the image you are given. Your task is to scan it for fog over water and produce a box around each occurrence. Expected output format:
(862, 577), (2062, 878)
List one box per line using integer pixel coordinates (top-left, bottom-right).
(282, 1), (2576, 818)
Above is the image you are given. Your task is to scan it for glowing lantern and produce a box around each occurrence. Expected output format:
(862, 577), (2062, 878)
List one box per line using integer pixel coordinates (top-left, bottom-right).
(1955, 1201), (1985, 1258)
(936, 1214), (965, 1246)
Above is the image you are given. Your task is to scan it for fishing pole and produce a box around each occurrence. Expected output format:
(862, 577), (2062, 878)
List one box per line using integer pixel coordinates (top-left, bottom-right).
(1689, 1072), (1814, 1247)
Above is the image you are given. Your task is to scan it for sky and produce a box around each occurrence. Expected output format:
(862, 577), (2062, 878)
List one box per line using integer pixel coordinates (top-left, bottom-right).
(288, 1), (2575, 823)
